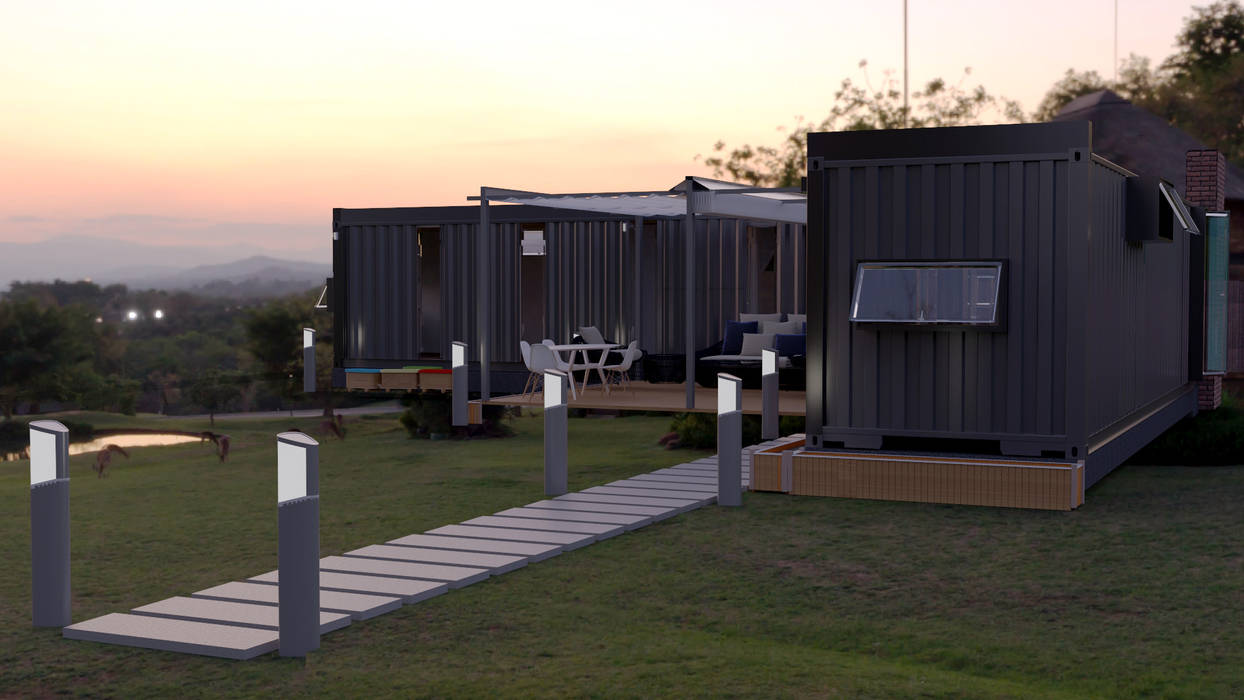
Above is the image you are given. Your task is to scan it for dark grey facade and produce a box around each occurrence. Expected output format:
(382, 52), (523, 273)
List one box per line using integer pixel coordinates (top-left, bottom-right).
(331, 203), (806, 394)
(805, 122), (1200, 486)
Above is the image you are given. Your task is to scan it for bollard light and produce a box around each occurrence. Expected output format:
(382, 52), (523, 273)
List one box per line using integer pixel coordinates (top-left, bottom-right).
(762, 348), (777, 377)
(544, 368), (565, 409)
(452, 341), (469, 427)
(302, 328), (316, 394)
(276, 431), (320, 657)
(716, 373), (743, 507)
(717, 372), (742, 415)
(543, 369), (569, 496)
(761, 348), (779, 441)
(277, 433), (318, 503)
(29, 420), (71, 627)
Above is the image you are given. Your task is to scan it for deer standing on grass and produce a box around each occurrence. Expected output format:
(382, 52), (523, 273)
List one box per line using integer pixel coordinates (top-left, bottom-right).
(93, 445), (128, 478)
(199, 431), (232, 462)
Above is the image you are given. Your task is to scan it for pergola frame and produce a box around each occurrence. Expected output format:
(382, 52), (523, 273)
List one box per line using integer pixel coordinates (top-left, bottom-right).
(470, 178), (806, 408)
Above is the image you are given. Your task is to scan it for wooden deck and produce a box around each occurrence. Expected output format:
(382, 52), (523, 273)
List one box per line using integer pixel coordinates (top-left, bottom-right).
(479, 381), (806, 416)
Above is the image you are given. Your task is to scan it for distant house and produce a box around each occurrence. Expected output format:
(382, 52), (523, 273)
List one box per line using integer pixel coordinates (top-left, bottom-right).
(1053, 89), (1244, 279)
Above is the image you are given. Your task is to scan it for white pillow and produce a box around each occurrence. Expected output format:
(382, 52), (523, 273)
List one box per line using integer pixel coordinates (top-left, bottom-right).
(739, 332), (775, 357)
(739, 312), (782, 324)
(761, 320), (801, 335)
(785, 313), (807, 325)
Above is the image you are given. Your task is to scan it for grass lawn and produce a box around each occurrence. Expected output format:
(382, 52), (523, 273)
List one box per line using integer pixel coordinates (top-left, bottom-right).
(2, 408), (1243, 698)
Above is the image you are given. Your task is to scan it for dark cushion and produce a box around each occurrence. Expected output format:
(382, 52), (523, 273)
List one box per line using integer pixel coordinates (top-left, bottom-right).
(722, 320), (757, 355)
(774, 333), (806, 357)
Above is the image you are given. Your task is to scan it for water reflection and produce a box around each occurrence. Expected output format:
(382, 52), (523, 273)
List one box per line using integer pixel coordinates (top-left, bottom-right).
(2, 433), (202, 462)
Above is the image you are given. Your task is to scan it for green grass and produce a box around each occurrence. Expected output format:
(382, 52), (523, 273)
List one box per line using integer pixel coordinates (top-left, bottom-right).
(2, 409), (1242, 698)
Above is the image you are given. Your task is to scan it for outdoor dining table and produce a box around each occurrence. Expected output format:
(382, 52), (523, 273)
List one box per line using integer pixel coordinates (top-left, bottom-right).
(545, 343), (621, 399)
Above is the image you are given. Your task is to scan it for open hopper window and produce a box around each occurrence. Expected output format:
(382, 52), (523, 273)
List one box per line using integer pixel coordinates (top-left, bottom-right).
(850, 261), (1004, 327)
(1126, 176), (1199, 243)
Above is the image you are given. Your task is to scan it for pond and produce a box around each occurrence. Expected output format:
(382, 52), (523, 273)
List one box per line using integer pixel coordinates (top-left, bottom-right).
(2, 433), (204, 462)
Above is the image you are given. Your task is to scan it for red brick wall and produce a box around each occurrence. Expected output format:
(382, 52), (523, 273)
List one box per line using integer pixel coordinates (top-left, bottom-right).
(1185, 149), (1226, 210)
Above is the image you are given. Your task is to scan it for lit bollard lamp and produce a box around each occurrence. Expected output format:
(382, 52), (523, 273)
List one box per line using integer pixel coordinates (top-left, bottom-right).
(543, 369), (569, 496)
(302, 328), (316, 394)
(717, 373), (743, 507)
(761, 348), (779, 441)
(30, 420), (71, 627)
(452, 341), (468, 428)
(277, 432), (319, 657)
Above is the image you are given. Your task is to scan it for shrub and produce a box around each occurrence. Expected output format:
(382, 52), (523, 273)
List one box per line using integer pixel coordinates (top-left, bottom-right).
(669, 412), (763, 449)
(1130, 394), (1244, 466)
(398, 393), (515, 439)
(399, 392), (452, 438)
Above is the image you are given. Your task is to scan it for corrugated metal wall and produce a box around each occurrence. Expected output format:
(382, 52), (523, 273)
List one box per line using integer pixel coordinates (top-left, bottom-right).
(344, 224), (420, 361)
(811, 157), (1074, 441)
(1085, 162), (1190, 436)
(339, 211), (806, 365)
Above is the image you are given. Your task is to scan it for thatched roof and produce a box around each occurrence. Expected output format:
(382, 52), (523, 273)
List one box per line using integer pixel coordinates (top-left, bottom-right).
(1053, 89), (1244, 201)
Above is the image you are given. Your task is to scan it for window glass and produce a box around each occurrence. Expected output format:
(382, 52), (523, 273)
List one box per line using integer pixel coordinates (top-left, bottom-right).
(850, 262), (1003, 325)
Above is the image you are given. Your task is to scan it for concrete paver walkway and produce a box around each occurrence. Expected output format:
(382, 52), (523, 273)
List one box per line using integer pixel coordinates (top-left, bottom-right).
(62, 437), (798, 659)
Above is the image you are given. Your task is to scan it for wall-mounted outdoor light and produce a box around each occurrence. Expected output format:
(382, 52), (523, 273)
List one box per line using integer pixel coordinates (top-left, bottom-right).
(762, 348), (779, 440)
(543, 369), (568, 496)
(30, 420), (71, 627)
(276, 432), (319, 657)
(717, 373), (743, 507)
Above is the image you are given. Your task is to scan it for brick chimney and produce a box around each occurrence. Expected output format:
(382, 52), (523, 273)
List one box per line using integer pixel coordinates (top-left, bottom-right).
(1186, 149), (1226, 410)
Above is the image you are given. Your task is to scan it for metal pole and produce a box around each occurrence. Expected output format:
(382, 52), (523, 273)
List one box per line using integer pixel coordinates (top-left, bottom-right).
(633, 216), (642, 347)
(277, 432), (320, 657)
(302, 328), (316, 394)
(685, 179), (696, 409)
(543, 369), (568, 496)
(717, 373), (743, 507)
(479, 188), (491, 400)
(30, 420), (70, 627)
(452, 341), (468, 427)
(761, 348), (779, 440)
(903, 0), (909, 127)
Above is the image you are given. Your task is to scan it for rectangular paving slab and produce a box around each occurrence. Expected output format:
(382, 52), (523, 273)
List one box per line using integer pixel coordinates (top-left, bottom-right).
(633, 472), (717, 484)
(314, 556), (489, 588)
(609, 479), (718, 494)
(387, 534), (563, 562)
(132, 596), (351, 634)
(346, 544), (528, 574)
(463, 515), (625, 539)
(247, 570), (450, 603)
(495, 507), (652, 530)
(192, 581), (401, 620)
(556, 492), (699, 513)
(524, 498), (678, 520)
(426, 524), (596, 550)
(583, 486), (715, 507)
(63, 613), (280, 660)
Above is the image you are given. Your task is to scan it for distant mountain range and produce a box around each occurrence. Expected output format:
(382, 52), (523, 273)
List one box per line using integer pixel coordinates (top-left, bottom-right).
(0, 236), (331, 299)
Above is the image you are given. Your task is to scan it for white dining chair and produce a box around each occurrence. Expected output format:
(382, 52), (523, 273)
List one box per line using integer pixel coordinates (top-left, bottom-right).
(603, 341), (642, 394)
(528, 342), (572, 397)
(519, 340), (539, 399)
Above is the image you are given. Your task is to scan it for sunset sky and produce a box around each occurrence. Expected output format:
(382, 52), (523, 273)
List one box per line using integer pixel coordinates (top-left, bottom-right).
(0, 1), (1207, 260)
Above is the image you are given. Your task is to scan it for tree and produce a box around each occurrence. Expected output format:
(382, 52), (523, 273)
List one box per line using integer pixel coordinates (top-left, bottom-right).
(0, 300), (95, 419)
(1034, 2), (1244, 163)
(243, 302), (308, 411)
(700, 63), (1023, 187)
(187, 369), (244, 426)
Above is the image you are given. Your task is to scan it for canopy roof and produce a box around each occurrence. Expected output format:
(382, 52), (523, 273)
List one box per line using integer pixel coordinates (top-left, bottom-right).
(474, 176), (807, 224)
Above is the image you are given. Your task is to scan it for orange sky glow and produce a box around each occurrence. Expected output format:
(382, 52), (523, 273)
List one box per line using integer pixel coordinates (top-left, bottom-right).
(0, 0), (1207, 259)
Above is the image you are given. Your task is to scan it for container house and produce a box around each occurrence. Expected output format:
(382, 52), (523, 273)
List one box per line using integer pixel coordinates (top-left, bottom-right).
(329, 178), (808, 401)
(794, 121), (1206, 507)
